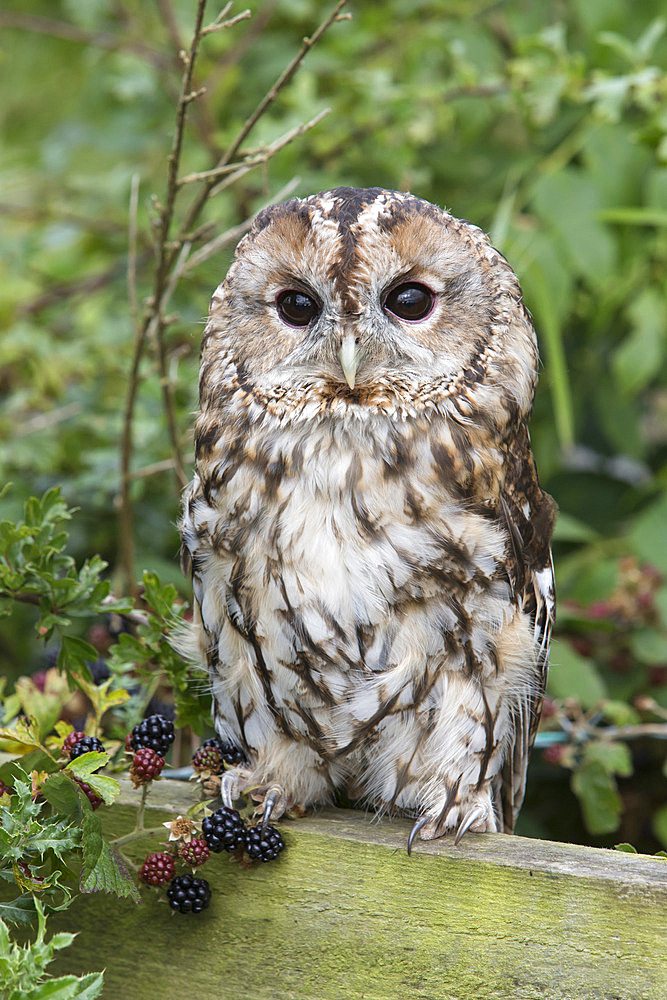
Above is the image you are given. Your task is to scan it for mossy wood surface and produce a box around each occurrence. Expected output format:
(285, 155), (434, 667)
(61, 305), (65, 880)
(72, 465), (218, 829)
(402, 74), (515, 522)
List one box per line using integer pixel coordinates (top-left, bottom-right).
(46, 775), (666, 1000)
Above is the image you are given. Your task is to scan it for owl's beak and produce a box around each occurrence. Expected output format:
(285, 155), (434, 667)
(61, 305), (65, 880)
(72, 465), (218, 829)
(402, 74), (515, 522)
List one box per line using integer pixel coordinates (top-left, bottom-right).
(337, 332), (359, 390)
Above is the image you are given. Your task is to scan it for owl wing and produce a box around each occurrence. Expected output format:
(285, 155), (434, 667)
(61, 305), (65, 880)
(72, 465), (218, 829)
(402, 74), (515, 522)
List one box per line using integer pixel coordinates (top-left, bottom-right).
(495, 425), (557, 832)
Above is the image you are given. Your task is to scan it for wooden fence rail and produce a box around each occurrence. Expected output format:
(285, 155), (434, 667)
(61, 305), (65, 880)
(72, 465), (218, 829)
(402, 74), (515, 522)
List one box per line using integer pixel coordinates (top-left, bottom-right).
(40, 773), (667, 1000)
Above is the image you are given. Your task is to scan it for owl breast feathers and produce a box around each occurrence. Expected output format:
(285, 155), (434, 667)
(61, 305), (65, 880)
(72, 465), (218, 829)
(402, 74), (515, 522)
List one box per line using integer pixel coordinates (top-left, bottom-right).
(180, 187), (556, 844)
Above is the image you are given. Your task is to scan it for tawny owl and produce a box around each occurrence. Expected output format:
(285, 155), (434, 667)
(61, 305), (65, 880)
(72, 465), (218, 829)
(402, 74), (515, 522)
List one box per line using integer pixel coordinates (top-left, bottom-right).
(180, 187), (556, 848)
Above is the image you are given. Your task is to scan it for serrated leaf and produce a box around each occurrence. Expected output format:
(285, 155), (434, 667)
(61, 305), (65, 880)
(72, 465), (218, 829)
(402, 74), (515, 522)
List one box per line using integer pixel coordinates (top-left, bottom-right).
(41, 773), (86, 819)
(64, 751), (109, 778)
(0, 895), (37, 924)
(22, 972), (105, 1000)
(79, 811), (140, 902)
(571, 758), (622, 835)
(77, 772), (119, 805)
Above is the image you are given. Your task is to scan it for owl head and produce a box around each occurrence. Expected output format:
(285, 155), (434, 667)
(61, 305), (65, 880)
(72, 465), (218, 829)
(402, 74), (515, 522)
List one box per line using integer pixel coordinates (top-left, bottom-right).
(199, 187), (538, 424)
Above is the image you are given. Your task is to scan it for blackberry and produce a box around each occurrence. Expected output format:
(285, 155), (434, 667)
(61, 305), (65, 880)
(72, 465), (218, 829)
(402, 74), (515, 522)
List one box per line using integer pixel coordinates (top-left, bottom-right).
(179, 837), (210, 868)
(192, 745), (222, 774)
(62, 730), (86, 758)
(200, 736), (246, 766)
(140, 851), (175, 886)
(202, 806), (246, 853)
(244, 824), (285, 862)
(69, 736), (105, 770)
(0, 780), (13, 797)
(74, 778), (103, 810)
(129, 747), (165, 786)
(130, 714), (175, 756)
(166, 874), (211, 914)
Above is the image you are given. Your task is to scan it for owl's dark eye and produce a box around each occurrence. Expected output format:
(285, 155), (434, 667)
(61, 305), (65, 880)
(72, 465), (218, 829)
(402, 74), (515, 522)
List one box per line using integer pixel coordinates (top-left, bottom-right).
(384, 282), (436, 322)
(276, 289), (320, 327)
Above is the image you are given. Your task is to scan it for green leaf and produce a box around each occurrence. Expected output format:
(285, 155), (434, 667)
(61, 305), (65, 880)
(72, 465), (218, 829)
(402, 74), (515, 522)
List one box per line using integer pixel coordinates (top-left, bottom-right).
(653, 804), (667, 849)
(64, 753), (118, 804)
(601, 701), (640, 726)
(40, 773), (86, 820)
(571, 758), (622, 835)
(21, 973), (104, 1000)
(0, 895), (37, 925)
(64, 752), (109, 778)
(79, 811), (140, 902)
(612, 289), (666, 396)
(547, 638), (608, 708)
(583, 740), (633, 778)
(614, 842), (638, 853)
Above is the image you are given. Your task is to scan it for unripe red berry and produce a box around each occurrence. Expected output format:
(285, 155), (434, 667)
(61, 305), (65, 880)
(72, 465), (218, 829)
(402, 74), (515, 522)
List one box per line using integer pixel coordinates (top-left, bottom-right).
(140, 852), (175, 886)
(129, 747), (165, 787)
(179, 838), (211, 869)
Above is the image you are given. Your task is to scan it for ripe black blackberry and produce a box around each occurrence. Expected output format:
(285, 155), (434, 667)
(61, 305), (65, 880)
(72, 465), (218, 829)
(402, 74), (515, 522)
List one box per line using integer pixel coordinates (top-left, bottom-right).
(179, 837), (210, 868)
(244, 825), (285, 862)
(129, 747), (165, 787)
(202, 806), (246, 853)
(61, 730), (86, 759)
(166, 874), (211, 914)
(69, 736), (105, 769)
(130, 714), (174, 756)
(140, 851), (175, 886)
(200, 736), (246, 766)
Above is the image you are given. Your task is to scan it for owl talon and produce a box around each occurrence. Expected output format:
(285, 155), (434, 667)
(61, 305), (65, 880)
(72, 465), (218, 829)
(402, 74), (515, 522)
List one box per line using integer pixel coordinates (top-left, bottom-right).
(221, 770), (241, 810)
(407, 816), (429, 856)
(454, 805), (487, 845)
(261, 785), (284, 829)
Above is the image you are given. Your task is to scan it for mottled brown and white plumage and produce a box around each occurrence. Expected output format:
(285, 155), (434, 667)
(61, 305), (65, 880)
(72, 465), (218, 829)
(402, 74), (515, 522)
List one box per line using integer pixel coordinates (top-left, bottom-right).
(180, 187), (556, 844)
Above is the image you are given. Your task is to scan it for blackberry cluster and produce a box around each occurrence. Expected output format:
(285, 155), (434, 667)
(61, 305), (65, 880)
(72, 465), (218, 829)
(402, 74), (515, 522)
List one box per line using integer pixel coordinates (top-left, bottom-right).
(166, 874), (211, 914)
(202, 806), (246, 853)
(179, 838), (210, 868)
(74, 779), (103, 811)
(140, 852), (175, 886)
(199, 736), (246, 766)
(130, 747), (165, 786)
(244, 825), (285, 862)
(69, 736), (105, 768)
(61, 731), (86, 758)
(130, 714), (174, 756)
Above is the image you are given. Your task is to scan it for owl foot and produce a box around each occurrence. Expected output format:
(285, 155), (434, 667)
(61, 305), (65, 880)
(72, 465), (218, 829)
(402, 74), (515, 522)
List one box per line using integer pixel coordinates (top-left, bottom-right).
(220, 767), (251, 809)
(407, 789), (496, 853)
(260, 785), (284, 829)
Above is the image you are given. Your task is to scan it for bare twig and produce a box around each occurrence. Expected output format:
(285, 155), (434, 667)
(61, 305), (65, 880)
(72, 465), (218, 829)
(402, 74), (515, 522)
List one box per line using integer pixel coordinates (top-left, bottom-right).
(177, 109), (330, 189)
(201, 6), (251, 36)
(172, 0), (348, 258)
(183, 176), (300, 274)
(15, 403), (82, 438)
(117, 0), (346, 593)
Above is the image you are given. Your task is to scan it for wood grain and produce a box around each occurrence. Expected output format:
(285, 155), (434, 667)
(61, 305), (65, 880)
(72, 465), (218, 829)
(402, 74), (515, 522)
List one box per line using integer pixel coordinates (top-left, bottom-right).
(42, 773), (667, 1000)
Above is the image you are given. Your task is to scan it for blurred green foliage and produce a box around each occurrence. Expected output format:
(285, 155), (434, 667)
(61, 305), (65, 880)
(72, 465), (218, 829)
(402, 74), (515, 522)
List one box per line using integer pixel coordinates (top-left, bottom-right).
(0, 0), (665, 851)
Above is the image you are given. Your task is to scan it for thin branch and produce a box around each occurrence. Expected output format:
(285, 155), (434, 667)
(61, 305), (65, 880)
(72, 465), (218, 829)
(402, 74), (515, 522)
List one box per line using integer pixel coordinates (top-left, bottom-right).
(15, 403), (82, 438)
(182, 176), (300, 274)
(177, 108), (330, 189)
(172, 0), (348, 257)
(202, 6), (251, 36)
(118, 0), (208, 594)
